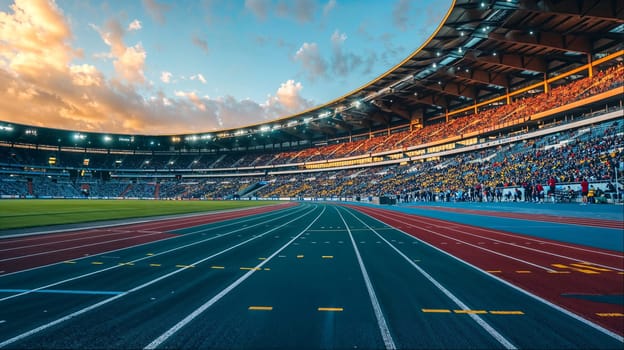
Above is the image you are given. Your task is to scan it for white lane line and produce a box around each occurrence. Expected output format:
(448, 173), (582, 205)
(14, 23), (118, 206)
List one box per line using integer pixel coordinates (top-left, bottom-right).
(395, 212), (624, 271)
(0, 205), (305, 282)
(0, 320), (5, 324)
(0, 232), (166, 263)
(0, 203), (294, 240)
(143, 205), (326, 349)
(336, 208), (396, 350)
(0, 205), (319, 349)
(343, 207), (516, 350)
(386, 209), (623, 260)
(353, 206), (624, 344)
(370, 210), (554, 272)
(0, 231), (149, 253)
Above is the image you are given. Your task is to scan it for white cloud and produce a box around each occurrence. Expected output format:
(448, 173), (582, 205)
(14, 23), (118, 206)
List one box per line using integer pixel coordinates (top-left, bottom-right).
(160, 71), (172, 83)
(128, 19), (142, 31)
(294, 42), (327, 81)
(70, 64), (103, 86)
(191, 73), (207, 84)
(323, 0), (336, 17)
(113, 43), (146, 83)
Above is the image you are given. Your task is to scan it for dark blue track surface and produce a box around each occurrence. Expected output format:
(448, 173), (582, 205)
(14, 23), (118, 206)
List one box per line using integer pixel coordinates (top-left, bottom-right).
(0, 202), (622, 349)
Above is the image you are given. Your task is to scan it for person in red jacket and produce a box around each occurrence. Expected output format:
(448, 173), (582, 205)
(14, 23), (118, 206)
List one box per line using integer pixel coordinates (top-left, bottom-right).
(581, 178), (589, 204)
(548, 175), (557, 202)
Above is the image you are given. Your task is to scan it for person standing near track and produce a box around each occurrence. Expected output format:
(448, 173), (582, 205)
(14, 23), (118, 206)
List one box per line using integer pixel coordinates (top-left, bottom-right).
(580, 177), (589, 204)
(547, 175), (557, 203)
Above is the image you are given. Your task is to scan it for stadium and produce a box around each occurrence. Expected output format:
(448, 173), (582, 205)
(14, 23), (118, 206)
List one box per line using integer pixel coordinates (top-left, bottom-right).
(1, 0), (623, 349)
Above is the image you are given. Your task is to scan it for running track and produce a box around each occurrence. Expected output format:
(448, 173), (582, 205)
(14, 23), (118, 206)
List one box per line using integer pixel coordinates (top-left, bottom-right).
(0, 202), (622, 349)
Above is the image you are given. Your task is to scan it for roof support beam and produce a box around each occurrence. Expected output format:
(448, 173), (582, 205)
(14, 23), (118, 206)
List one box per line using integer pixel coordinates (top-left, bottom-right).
(487, 30), (593, 54)
(517, 0), (624, 23)
(468, 52), (547, 73)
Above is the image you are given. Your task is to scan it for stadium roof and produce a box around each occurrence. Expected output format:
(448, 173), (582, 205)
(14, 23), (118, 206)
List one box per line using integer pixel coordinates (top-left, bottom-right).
(1, 0), (623, 152)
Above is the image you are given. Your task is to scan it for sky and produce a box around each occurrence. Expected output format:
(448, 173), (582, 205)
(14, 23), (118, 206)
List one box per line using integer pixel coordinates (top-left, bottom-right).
(0, 0), (452, 135)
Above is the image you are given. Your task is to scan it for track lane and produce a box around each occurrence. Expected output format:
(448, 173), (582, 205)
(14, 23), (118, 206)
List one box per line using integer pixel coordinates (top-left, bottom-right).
(0, 204), (320, 349)
(343, 205), (624, 349)
(349, 204), (624, 338)
(0, 203), (299, 275)
(412, 205), (624, 229)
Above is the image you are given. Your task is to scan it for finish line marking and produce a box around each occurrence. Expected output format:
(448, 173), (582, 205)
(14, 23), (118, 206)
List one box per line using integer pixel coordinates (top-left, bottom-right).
(0, 289), (123, 296)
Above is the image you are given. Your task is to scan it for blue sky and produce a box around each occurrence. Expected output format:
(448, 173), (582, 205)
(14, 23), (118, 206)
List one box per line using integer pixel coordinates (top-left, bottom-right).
(0, 0), (452, 134)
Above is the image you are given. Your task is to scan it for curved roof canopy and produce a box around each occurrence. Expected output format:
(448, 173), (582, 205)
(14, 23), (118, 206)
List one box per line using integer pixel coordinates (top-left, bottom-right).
(1, 0), (623, 151)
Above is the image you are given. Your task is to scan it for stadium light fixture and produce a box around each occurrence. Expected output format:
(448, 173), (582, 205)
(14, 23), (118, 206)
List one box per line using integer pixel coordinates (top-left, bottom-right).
(0, 125), (13, 132)
(171, 136), (181, 143)
(103, 135), (112, 142)
(260, 125), (270, 132)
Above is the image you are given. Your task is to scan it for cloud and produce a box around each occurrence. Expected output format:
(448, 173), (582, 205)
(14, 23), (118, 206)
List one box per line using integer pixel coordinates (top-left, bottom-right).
(323, 0), (336, 17)
(294, 42), (327, 81)
(70, 64), (103, 86)
(245, 0), (270, 21)
(0, 0), (318, 134)
(113, 44), (146, 83)
(128, 19), (142, 31)
(91, 19), (147, 84)
(142, 0), (170, 24)
(392, 0), (410, 31)
(192, 35), (209, 54)
(160, 71), (172, 83)
(247, 0), (318, 23)
(0, 0), (75, 75)
(191, 73), (207, 84)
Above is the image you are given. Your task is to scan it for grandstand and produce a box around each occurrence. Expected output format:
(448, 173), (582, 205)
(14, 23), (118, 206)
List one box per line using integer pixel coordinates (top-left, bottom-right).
(0, 0), (623, 203)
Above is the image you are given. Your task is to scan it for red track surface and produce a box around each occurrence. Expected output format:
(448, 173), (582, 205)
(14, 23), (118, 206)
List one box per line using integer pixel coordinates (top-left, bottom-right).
(349, 205), (624, 336)
(0, 203), (294, 274)
(412, 205), (624, 229)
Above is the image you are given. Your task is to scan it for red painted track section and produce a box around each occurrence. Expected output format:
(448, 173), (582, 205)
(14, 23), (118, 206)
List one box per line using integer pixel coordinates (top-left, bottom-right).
(349, 205), (624, 336)
(412, 205), (624, 229)
(0, 203), (295, 274)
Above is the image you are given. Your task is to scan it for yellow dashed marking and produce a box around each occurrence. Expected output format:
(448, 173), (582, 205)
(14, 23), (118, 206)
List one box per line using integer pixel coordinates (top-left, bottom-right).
(146, 253), (154, 256)
(490, 311), (524, 315)
(240, 267), (261, 271)
(422, 309), (451, 313)
(176, 265), (194, 268)
(454, 310), (487, 314)
(486, 270), (502, 273)
(552, 263), (601, 274)
(296, 255), (304, 259)
(248, 306), (273, 311)
(263, 268), (271, 271)
(322, 256), (334, 259)
(91, 262), (103, 265)
(318, 307), (343, 312)
(149, 264), (161, 267)
(211, 266), (225, 269)
(596, 313), (624, 317)
(118, 262), (134, 266)
(547, 271), (571, 274)
(63, 261), (76, 264)
(515, 270), (532, 274)
(258, 257), (266, 260)
(618, 272), (624, 275)
(570, 263), (611, 272)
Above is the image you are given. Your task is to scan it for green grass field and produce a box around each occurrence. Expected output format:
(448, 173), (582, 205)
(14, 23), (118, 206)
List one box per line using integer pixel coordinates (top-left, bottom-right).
(0, 199), (284, 231)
